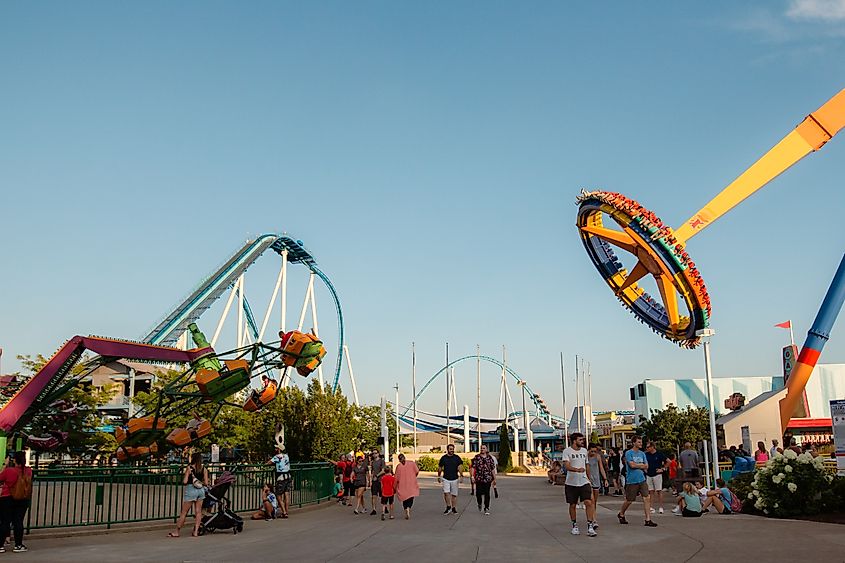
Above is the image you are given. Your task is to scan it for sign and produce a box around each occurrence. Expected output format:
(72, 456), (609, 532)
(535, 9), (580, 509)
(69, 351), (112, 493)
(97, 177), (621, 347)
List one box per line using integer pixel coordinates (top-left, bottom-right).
(211, 444), (220, 463)
(783, 345), (799, 383)
(831, 400), (845, 476)
(724, 393), (746, 411)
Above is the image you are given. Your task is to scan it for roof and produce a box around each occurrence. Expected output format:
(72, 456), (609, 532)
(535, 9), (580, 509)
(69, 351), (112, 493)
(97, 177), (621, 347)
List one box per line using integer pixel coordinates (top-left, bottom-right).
(715, 388), (784, 425)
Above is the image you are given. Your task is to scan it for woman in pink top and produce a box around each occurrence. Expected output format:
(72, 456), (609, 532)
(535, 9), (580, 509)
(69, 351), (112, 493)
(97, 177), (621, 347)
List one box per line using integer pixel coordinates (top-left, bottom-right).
(393, 453), (420, 520)
(0, 451), (33, 553)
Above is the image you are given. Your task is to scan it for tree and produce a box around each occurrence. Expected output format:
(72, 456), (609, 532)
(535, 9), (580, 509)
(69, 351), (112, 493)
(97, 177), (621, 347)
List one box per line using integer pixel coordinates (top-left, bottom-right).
(637, 404), (711, 454)
(17, 354), (118, 458)
(497, 423), (512, 472)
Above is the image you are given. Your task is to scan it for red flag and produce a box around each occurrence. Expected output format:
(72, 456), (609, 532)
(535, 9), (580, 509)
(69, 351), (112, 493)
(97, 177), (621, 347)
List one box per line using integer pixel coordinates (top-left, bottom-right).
(775, 320), (792, 329)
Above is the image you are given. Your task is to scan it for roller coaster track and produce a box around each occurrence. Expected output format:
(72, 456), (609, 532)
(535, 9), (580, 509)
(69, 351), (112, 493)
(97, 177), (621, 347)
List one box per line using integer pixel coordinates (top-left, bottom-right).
(401, 355), (545, 419)
(141, 234), (345, 391)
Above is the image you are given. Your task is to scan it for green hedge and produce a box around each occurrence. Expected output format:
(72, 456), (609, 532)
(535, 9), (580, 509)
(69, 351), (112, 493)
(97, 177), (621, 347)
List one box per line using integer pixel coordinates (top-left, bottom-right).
(416, 455), (473, 472)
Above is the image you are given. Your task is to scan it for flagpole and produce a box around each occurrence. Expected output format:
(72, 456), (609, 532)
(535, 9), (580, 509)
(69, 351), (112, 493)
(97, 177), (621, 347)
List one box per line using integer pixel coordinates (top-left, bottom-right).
(789, 321), (795, 348)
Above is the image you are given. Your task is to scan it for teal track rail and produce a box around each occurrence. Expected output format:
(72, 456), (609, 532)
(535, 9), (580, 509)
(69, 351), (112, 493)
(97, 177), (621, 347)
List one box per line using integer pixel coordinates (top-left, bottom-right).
(142, 234), (345, 391)
(401, 355), (544, 418)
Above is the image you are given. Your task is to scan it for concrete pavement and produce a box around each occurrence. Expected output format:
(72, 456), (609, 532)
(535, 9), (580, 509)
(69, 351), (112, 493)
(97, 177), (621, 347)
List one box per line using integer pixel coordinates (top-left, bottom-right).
(25, 475), (845, 562)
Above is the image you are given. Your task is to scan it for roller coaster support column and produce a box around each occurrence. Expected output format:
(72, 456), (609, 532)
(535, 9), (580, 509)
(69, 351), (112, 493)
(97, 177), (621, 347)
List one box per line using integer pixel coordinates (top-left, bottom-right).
(779, 254), (845, 433)
(463, 405), (470, 453)
(696, 328), (720, 487)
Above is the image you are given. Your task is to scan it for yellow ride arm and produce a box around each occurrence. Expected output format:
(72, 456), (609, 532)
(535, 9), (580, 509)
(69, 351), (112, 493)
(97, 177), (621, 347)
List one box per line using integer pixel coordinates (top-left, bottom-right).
(674, 89), (845, 244)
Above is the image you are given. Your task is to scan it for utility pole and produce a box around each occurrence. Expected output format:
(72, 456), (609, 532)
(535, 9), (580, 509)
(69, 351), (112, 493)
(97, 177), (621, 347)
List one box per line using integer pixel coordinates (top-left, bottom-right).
(412, 342), (417, 454)
(446, 342), (450, 447)
(476, 345), (481, 453)
(560, 352), (568, 447)
(394, 382), (400, 458)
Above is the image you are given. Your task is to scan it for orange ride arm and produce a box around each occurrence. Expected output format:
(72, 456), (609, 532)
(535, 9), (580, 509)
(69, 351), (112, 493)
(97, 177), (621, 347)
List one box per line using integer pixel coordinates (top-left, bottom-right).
(674, 88), (845, 243)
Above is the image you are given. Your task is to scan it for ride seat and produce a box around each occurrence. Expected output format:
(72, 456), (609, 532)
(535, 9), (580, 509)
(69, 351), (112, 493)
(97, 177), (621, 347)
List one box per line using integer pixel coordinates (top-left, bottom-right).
(166, 419), (213, 447)
(243, 382), (279, 412)
(196, 359), (251, 402)
(116, 415), (167, 446)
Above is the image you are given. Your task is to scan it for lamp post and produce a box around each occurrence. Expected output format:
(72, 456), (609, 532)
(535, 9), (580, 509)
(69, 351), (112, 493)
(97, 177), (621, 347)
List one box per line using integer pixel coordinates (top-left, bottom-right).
(696, 328), (721, 487)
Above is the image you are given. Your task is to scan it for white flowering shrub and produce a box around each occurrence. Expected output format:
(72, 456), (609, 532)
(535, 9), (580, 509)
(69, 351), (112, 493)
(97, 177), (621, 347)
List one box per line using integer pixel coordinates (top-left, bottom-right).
(750, 452), (830, 517)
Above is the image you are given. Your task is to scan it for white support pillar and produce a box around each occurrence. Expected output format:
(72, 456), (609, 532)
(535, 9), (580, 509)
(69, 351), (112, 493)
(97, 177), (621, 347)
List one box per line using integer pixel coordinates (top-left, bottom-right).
(297, 272), (314, 331)
(259, 259), (285, 341)
(463, 405), (470, 453)
(381, 396), (389, 459)
(343, 345), (360, 406)
(211, 281), (239, 347)
(280, 249), (288, 334)
(309, 280), (324, 388)
(237, 274), (245, 347)
(513, 418), (520, 457)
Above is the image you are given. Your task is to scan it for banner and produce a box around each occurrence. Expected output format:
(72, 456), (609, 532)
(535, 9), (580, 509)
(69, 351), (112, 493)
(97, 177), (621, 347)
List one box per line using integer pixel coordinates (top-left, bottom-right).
(831, 400), (845, 477)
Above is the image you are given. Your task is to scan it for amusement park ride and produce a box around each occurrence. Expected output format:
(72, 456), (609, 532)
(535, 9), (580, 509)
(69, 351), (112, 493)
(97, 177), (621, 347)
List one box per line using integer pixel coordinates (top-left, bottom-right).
(577, 88), (845, 437)
(0, 235), (345, 461)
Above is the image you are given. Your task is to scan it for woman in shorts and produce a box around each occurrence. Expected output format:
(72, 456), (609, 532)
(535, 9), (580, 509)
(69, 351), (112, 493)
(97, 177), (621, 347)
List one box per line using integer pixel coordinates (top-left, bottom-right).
(169, 453), (208, 537)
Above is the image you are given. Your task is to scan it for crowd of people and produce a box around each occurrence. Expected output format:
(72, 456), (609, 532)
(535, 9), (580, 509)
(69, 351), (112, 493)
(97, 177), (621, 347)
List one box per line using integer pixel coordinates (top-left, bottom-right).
(550, 434), (747, 538)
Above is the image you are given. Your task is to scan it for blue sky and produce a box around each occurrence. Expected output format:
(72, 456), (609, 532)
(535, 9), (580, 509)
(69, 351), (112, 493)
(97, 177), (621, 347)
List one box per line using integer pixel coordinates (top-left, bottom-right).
(2, 1), (844, 418)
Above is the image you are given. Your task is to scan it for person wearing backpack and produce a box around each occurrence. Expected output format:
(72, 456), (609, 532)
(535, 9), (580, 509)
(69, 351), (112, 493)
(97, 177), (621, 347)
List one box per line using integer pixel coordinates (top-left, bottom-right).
(0, 451), (33, 553)
(702, 478), (740, 514)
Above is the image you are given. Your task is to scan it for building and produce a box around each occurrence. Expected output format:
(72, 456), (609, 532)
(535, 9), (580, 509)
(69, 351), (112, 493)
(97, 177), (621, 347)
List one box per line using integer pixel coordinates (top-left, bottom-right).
(594, 411), (637, 449)
(716, 363), (845, 449)
(87, 360), (166, 426)
(631, 375), (783, 421)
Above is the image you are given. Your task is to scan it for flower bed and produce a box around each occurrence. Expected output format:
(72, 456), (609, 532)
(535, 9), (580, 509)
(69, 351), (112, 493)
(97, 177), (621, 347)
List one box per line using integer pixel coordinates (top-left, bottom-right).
(748, 450), (840, 518)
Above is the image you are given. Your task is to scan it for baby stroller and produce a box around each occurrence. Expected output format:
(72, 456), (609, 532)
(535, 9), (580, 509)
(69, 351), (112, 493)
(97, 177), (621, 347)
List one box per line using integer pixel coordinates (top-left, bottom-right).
(199, 471), (244, 535)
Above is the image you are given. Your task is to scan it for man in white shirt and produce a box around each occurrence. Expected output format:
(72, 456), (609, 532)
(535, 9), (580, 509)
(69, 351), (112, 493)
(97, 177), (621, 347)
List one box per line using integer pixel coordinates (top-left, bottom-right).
(770, 439), (781, 458)
(562, 432), (597, 537)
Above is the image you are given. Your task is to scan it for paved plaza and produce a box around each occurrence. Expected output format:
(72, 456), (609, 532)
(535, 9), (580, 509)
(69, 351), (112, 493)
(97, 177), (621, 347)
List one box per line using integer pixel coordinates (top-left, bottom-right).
(28, 475), (845, 562)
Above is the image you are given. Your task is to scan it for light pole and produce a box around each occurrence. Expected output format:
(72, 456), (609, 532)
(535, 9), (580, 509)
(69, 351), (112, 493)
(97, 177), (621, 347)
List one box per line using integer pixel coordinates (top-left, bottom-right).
(696, 328), (721, 487)
(394, 382), (400, 458)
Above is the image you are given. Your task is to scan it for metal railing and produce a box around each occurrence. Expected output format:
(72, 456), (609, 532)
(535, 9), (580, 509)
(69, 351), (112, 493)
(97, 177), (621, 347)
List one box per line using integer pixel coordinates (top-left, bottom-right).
(26, 462), (334, 531)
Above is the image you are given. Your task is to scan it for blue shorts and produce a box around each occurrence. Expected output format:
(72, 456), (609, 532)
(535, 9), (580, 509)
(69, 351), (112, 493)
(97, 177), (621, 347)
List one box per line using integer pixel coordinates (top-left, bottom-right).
(183, 486), (206, 502)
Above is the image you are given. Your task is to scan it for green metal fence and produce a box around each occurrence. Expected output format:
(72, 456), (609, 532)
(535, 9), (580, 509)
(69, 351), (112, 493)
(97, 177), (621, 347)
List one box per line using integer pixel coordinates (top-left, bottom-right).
(26, 462), (334, 531)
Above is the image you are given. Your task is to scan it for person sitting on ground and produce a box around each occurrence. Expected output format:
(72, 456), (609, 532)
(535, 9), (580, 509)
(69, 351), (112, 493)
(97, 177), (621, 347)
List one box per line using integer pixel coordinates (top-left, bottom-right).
(694, 481), (707, 505)
(251, 484), (278, 520)
(547, 460), (562, 484)
(673, 482), (703, 517)
(333, 476), (344, 504)
(701, 478), (733, 514)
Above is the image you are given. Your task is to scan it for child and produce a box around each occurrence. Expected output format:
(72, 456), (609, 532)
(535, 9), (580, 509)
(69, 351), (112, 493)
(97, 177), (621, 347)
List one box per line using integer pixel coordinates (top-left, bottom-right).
(252, 484), (278, 520)
(379, 465), (396, 521)
(666, 453), (679, 495)
(333, 475), (344, 504)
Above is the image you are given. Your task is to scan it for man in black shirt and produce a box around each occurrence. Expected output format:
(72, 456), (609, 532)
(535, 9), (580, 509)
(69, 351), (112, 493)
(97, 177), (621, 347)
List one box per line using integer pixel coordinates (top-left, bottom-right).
(437, 444), (464, 514)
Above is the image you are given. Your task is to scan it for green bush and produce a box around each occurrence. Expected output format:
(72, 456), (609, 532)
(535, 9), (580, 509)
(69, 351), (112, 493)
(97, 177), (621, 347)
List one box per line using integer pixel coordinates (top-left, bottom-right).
(509, 465), (529, 474)
(416, 456), (438, 472)
(728, 472), (755, 513)
(749, 450), (832, 517)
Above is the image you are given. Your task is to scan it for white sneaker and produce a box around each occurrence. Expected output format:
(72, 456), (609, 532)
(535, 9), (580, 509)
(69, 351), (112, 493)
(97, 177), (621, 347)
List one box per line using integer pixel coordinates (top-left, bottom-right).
(658, 508), (664, 514)
(587, 524), (597, 537)
(571, 524), (580, 535)
(672, 506), (681, 514)
(650, 507), (656, 514)
(577, 503), (585, 509)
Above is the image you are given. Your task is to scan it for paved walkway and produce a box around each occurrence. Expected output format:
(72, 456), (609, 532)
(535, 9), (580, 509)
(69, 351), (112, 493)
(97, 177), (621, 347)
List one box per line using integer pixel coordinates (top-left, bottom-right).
(27, 475), (845, 562)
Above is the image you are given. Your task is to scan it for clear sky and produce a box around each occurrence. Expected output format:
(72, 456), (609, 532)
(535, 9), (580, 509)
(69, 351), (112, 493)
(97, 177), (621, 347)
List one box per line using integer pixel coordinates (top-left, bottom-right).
(2, 1), (844, 419)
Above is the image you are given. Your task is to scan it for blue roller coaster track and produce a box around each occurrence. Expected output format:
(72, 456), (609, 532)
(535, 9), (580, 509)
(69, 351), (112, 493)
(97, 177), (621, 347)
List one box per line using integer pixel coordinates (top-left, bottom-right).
(142, 234), (345, 391)
(401, 355), (560, 422)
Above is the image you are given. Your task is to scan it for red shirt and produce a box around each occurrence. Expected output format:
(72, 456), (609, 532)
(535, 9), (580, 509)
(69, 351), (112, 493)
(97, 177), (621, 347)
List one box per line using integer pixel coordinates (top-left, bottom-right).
(380, 474), (395, 497)
(0, 466), (32, 498)
(340, 461), (352, 483)
(667, 459), (678, 479)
